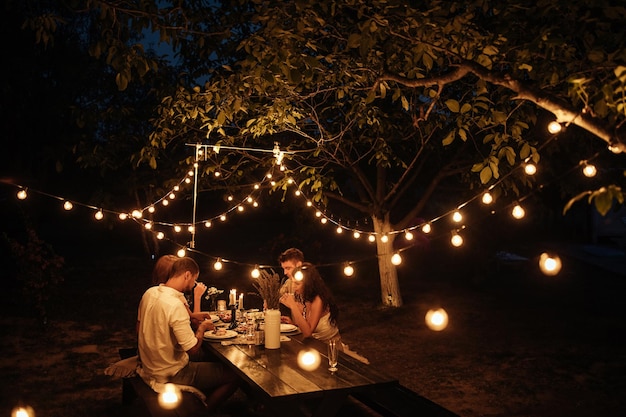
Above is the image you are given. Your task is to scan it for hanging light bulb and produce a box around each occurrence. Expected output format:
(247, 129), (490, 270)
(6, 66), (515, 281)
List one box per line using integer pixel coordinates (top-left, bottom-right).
(214, 259), (223, 271)
(381, 234), (389, 243)
(162, 199), (169, 206)
(421, 223), (432, 234)
(237, 205), (244, 212)
(582, 163), (597, 177)
(11, 405), (35, 417)
(169, 193), (175, 199)
(148, 206), (155, 213)
(158, 383), (181, 410)
(451, 233), (463, 247)
(177, 248), (186, 257)
(336, 226), (343, 234)
(512, 204), (525, 219)
(220, 215), (226, 221)
(539, 252), (562, 276)
(353, 231), (361, 239)
(94, 210), (104, 220)
(297, 348), (321, 371)
(452, 211), (463, 223)
(425, 308), (449, 331)
(368, 234), (376, 242)
(524, 163), (537, 175)
(204, 221), (212, 228)
(295, 190), (301, 196)
(251, 266), (260, 279)
(404, 230), (414, 240)
(306, 201), (313, 207)
(63, 201), (73, 211)
(343, 264), (355, 277)
(547, 121), (562, 134)
(482, 192), (493, 205)
(145, 222), (153, 230)
(119, 212), (128, 220)
(320, 218), (327, 224)
(156, 231), (165, 240)
(188, 225), (195, 233)
(132, 209), (142, 219)
(214, 171), (221, 177)
(315, 211), (322, 217)
(391, 253), (402, 265)
(16, 189), (27, 200)
(184, 178), (191, 184)
(174, 225), (182, 233)
(227, 195), (233, 201)
(294, 270), (304, 281)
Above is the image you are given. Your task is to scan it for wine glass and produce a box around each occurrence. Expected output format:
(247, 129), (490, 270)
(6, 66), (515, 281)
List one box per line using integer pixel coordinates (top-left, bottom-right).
(327, 339), (338, 373)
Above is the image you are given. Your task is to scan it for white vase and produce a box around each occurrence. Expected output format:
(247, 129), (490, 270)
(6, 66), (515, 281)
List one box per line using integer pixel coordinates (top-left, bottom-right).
(264, 309), (281, 349)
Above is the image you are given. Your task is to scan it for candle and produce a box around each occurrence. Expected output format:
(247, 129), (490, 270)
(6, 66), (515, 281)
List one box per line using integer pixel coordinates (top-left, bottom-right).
(238, 293), (244, 310)
(229, 289), (236, 306)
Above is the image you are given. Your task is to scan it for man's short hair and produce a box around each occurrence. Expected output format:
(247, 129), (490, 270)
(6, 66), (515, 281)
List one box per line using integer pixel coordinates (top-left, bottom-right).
(169, 257), (199, 278)
(278, 247), (304, 263)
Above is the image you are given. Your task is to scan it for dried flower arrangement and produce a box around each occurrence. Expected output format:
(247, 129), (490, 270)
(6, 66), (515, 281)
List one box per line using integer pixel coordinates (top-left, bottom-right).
(252, 269), (281, 310)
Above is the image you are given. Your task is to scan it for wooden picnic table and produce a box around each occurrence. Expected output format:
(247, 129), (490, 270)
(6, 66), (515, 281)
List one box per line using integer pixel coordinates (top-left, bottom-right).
(202, 331), (398, 417)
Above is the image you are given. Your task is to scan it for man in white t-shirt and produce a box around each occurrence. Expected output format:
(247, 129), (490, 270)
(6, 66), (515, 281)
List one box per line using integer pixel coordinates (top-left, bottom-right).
(137, 257), (239, 412)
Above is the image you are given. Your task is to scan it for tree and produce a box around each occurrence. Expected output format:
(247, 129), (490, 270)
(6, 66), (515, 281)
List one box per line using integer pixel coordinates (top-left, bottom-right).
(24, 0), (626, 306)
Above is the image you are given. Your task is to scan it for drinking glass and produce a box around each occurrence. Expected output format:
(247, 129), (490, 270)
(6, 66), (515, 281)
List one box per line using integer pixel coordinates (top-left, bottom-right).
(327, 339), (338, 373)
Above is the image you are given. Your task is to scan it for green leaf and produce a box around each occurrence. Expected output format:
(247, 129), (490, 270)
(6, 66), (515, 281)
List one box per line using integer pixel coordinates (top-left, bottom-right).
(442, 130), (455, 146)
(401, 96), (409, 111)
(479, 167), (492, 184)
(445, 99), (460, 113)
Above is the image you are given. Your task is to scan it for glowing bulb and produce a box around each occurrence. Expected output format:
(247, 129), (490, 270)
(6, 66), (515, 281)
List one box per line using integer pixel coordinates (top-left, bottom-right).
(547, 121), (562, 134)
(405, 231), (414, 240)
(251, 266), (260, 279)
(205, 221), (212, 228)
(295, 190), (301, 196)
(294, 270), (304, 281)
(451, 233), (463, 247)
(425, 308), (449, 331)
(254, 184), (260, 189)
(247, 196), (253, 203)
(174, 185), (180, 191)
(132, 209), (142, 218)
(63, 201), (73, 210)
(381, 234), (389, 243)
(336, 226), (343, 234)
(156, 232), (165, 239)
(297, 349), (321, 371)
(174, 225), (182, 233)
(144, 222), (153, 230)
(158, 383), (181, 410)
(177, 248), (186, 257)
(539, 253), (562, 276)
(185, 178), (191, 184)
(315, 211), (322, 217)
(162, 199), (169, 206)
(343, 264), (354, 277)
(188, 226), (194, 233)
(512, 204), (525, 219)
(582, 164), (597, 177)
(220, 215), (226, 221)
(306, 201), (312, 207)
(391, 253), (402, 265)
(227, 195), (233, 201)
(320, 218), (327, 224)
(421, 223), (431, 234)
(452, 211), (463, 223)
(368, 235), (376, 242)
(119, 213), (128, 220)
(214, 171), (221, 177)
(353, 231), (361, 239)
(524, 163), (537, 175)
(237, 205), (244, 212)
(148, 206), (155, 213)
(482, 192), (493, 205)
(17, 189), (27, 200)
(253, 201), (259, 207)
(11, 406), (35, 417)
(95, 210), (104, 220)
(187, 170), (194, 176)
(169, 193), (175, 199)
(214, 259), (223, 271)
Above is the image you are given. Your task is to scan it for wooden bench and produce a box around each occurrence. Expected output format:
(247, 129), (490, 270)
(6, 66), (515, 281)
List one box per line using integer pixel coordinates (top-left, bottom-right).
(116, 348), (208, 417)
(351, 383), (461, 417)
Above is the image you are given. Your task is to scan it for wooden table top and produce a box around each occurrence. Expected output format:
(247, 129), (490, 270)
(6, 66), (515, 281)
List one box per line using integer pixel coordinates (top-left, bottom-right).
(203, 332), (397, 416)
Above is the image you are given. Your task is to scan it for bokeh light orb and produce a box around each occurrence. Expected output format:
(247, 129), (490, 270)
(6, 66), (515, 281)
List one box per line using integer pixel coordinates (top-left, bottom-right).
(539, 252), (562, 276)
(158, 383), (181, 410)
(511, 204), (525, 219)
(297, 348), (321, 371)
(294, 270), (304, 281)
(450, 233), (463, 247)
(425, 308), (449, 331)
(343, 264), (354, 277)
(482, 192), (493, 205)
(582, 164), (597, 177)
(391, 253), (402, 265)
(251, 267), (260, 279)
(11, 406), (35, 417)
(547, 121), (562, 134)
(17, 189), (27, 200)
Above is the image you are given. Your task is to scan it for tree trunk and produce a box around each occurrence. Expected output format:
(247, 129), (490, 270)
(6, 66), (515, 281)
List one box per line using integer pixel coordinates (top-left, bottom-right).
(372, 215), (403, 307)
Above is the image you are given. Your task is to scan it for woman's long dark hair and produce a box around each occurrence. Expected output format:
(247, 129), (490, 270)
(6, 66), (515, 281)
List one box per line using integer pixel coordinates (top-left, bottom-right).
(299, 262), (339, 326)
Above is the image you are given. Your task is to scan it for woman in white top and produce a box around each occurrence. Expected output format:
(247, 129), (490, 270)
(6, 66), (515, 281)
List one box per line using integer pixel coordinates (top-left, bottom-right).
(280, 263), (369, 363)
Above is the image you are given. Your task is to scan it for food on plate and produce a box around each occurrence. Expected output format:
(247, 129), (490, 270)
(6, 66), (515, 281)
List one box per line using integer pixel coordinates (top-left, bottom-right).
(213, 328), (227, 336)
(218, 312), (232, 322)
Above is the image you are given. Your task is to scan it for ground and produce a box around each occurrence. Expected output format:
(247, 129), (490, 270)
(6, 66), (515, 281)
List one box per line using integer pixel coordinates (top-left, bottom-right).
(1, 243), (625, 417)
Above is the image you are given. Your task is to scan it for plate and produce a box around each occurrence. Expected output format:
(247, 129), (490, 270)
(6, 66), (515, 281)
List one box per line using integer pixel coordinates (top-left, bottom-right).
(202, 313), (220, 322)
(280, 324), (298, 333)
(203, 329), (238, 340)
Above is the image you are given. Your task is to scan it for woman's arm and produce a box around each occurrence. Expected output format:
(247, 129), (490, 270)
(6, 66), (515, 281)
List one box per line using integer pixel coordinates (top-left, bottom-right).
(281, 295), (324, 338)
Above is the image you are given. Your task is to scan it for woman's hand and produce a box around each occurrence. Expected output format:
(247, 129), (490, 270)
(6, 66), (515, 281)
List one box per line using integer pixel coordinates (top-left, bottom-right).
(279, 293), (297, 309)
